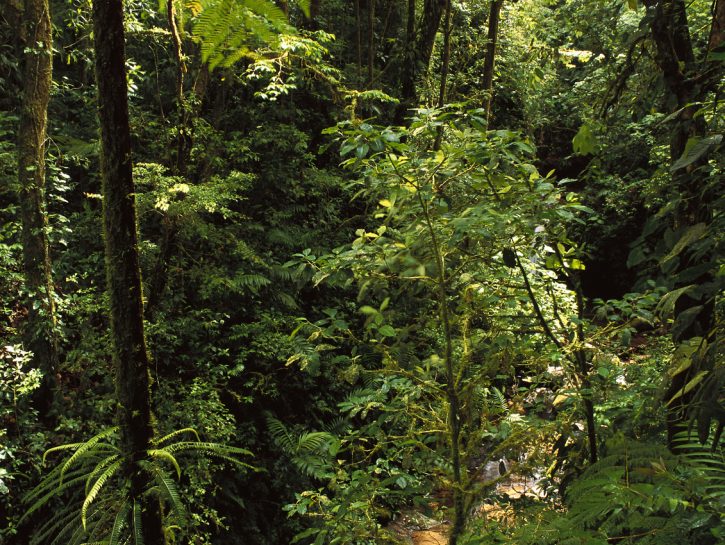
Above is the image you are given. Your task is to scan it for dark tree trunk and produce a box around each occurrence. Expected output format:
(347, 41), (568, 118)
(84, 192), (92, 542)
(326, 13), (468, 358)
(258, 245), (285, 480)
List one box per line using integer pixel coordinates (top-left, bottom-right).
(367, 0), (375, 85)
(355, 0), (363, 84)
(417, 0), (447, 75)
(18, 0), (59, 418)
(432, 0), (452, 150)
(396, 0), (446, 122)
(644, 0), (723, 448)
(91, 0), (166, 541)
(482, 0), (504, 123)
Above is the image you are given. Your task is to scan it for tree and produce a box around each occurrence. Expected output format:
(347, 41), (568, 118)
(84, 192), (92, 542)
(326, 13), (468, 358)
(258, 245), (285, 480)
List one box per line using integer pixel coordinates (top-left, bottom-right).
(482, 0), (504, 123)
(17, 0), (59, 417)
(397, 0), (447, 121)
(642, 0), (724, 447)
(91, 0), (166, 541)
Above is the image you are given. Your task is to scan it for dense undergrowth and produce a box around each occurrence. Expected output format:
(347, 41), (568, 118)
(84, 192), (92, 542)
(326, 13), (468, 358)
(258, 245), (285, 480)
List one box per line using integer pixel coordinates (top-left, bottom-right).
(1, 0), (723, 543)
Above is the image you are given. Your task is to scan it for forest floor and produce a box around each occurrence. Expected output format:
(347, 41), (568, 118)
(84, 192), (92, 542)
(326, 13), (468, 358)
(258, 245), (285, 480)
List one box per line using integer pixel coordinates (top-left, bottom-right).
(387, 463), (545, 544)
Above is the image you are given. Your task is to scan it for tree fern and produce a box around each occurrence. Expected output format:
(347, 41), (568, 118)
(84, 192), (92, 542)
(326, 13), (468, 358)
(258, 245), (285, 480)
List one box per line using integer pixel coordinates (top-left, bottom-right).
(193, 0), (285, 69)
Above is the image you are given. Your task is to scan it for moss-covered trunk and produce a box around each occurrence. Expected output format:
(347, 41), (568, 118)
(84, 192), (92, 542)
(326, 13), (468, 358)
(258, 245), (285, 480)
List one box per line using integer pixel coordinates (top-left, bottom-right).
(91, 0), (166, 541)
(18, 0), (59, 417)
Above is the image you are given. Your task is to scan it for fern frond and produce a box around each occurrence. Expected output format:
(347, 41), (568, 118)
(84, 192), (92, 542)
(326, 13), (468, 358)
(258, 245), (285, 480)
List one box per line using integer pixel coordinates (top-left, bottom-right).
(297, 432), (333, 453)
(153, 427), (200, 446)
(24, 464), (89, 504)
(163, 441), (253, 457)
(86, 455), (122, 495)
(148, 449), (182, 479)
(233, 273), (271, 294)
(193, 0), (289, 69)
(22, 472), (88, 522)
(108, 502), (130, 545)
(150, 467), (185, 518)
(60, 428), (120, 483)
(31, 507), (79, 545)
(267, 416), (296, 451)
(81, 459), (122, 529)
(43, 442), (86, 464)
(132, 500), (144, 545)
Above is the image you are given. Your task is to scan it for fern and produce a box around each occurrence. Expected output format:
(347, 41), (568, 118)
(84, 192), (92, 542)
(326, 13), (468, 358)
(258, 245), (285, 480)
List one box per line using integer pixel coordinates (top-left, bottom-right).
(512, 436), (724, 544)
(193, 0), (289, 69)
(674, 430), (725, 504)
(23, 427), (255, 545)
(108, 503), (130, 545)
(152, 467), (186, 518)
(267, 416), (337, 479)
(81, 458), (122, 528)
(132, 499), (144, 545)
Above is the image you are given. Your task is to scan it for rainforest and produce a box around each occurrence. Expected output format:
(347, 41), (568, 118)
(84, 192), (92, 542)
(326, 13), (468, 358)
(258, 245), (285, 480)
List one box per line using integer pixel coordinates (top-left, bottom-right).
(0, 0), (723, 544)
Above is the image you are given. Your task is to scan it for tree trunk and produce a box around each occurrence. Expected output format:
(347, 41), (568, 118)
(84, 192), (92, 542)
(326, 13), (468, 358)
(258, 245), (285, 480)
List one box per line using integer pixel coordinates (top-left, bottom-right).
(18, 0), (59, 418)
(644, 0), (722, 448)
(91, 0), (166, 541)
(367, 0), (375, 86)
(432, 0), (452, 150)
(396, 0), (446, 122)
(482, 0), (504, 124)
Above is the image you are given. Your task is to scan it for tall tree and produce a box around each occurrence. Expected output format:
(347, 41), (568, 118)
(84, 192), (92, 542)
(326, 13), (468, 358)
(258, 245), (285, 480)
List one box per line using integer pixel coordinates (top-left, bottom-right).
(482, 0), (504, 123)
(17, 0), (59, 416)
(91, 0), (166, 541)
(643, 0), (724, 446)
(397, 0), (447, 121)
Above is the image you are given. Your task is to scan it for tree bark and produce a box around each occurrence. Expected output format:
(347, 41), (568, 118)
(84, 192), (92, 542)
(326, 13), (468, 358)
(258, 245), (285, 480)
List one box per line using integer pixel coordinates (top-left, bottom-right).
(482, 0), (504, 124)
(396, 0), (446, 122)
(18, 0), (59, 417)
(91, 0), (166, 541)
(709, 0), (725, 51)
(432, 0), (452, 150)
(367, 0), (375, 85)
(644, 0), (723, 448)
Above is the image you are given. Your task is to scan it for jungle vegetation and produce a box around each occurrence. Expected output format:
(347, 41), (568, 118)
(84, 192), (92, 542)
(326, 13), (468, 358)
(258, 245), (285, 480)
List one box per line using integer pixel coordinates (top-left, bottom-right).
(0, 0), (723, 544)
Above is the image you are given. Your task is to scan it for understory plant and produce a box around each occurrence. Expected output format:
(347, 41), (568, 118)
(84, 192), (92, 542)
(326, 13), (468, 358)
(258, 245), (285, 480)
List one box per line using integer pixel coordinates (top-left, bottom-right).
(20, 427), (254, 545)
(286, 105), (598, 543)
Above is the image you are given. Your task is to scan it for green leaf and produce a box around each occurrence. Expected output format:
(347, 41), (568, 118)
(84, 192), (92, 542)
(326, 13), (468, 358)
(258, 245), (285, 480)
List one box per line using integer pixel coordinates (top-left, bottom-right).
(670, 135), (722, 172)
(667, 371), (708, 405)
(659, 223), (708, 267)
(671, 305), (703, 342)
(655, 284), (696, 317)
(572, 122), (598, 155)
(378, 325), (396, 337)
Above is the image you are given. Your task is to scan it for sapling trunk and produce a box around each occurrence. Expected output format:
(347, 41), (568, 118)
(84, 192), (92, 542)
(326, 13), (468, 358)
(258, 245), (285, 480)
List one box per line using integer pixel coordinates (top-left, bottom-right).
(418, 191), (466, 545)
